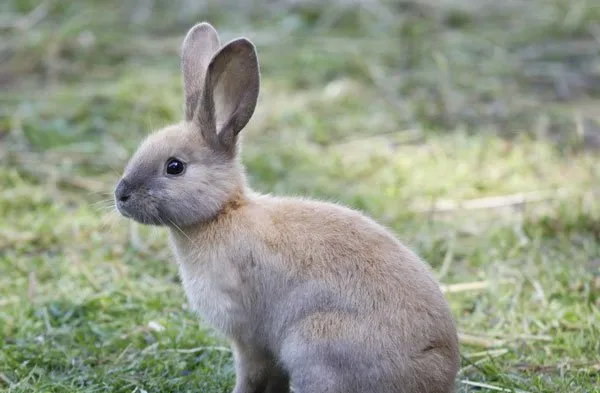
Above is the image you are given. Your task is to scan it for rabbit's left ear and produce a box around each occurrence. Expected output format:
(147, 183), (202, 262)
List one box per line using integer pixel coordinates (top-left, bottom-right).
(197, 37), (260, 154)
(181, 22), (221, 122)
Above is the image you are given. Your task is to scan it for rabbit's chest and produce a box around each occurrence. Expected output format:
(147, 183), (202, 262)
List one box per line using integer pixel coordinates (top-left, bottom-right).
(175, 250), (247, 336)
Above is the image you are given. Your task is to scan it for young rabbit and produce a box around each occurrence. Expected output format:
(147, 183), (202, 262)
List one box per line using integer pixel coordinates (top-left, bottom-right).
(114, 22), (460, 393)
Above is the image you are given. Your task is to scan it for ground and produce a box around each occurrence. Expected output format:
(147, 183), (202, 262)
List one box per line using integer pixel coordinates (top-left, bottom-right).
(0, 1), (599, 392)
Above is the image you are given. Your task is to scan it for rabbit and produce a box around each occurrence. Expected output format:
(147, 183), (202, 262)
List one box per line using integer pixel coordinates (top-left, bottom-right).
(114, 22), (460, 393)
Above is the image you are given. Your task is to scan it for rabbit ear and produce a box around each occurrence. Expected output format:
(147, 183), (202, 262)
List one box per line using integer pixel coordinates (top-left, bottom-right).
(181, 22), (221, 122)
(197, 37), (260, 153)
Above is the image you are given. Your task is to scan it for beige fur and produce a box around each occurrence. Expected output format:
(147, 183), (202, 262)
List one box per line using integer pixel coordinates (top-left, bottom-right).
(115, 22), (460, 393)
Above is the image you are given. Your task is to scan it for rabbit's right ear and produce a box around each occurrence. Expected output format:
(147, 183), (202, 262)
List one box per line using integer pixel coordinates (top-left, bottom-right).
(181, 22), (221, 121)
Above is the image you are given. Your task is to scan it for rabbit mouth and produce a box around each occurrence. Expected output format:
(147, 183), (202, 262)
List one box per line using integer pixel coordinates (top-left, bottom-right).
(121, 209), (164, 226)
(117, 206), (135, 221)
(116, 202), (138, 221)
(116, 199), (165, 226)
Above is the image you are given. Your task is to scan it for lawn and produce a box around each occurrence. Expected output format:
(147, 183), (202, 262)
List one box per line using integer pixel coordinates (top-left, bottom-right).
(1, 0), (599, 392)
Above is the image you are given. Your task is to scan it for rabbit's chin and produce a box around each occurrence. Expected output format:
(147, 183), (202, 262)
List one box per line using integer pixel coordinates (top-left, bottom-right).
(116, 201), (165, 226)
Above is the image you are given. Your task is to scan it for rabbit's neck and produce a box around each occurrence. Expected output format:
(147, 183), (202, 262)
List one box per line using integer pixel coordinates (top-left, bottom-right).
(168, 184), (253, 242)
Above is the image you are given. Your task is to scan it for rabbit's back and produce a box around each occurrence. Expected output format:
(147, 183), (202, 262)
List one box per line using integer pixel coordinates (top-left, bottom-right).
(255, 196), (444, 307)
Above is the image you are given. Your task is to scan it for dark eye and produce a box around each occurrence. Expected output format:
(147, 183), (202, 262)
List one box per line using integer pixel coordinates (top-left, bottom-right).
(166, 158), (186, 176)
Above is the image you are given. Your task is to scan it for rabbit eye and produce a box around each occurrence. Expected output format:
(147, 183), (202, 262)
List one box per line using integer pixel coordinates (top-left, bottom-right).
(166, 158), (186, 176)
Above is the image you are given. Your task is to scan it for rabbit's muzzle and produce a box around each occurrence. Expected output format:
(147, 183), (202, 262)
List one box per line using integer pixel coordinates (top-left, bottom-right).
(114, 178), (162, 225)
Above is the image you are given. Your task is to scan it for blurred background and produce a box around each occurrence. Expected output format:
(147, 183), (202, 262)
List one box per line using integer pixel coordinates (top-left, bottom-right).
(1, 0), (599, 392)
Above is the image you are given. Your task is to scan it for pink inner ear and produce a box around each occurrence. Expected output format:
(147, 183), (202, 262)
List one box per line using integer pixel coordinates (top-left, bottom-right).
(213, 76), (230, 132)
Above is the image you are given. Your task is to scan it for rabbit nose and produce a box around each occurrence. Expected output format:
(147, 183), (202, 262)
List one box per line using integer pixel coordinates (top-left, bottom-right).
(115, 179), (132, 202)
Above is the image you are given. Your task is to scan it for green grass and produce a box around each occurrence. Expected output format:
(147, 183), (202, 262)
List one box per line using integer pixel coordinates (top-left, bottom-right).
(1, 0), (599, 392)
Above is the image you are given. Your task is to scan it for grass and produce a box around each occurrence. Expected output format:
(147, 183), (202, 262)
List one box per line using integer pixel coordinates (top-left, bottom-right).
(1, 0), (599, 392)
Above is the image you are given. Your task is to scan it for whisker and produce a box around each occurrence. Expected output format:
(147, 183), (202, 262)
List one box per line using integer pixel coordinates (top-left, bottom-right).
(91, 198), (115, 207)
(99, 211), (121, 232)
(91, 198), (117, 213)
(168, 218), (193, 243)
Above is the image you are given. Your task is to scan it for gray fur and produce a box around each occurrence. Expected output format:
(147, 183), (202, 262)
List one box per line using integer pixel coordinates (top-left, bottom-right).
(115, 21), (460, 393)
(181, 22), (220, 121)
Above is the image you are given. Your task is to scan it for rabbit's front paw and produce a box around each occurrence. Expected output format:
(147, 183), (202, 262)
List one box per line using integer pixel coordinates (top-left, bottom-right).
(232, 341), (290, 393)
(232, 369), (289, 393)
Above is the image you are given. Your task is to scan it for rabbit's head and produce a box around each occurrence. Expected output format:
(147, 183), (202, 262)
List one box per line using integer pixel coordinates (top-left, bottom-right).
(114, 23), (259, 227)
